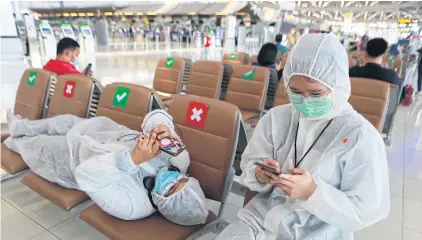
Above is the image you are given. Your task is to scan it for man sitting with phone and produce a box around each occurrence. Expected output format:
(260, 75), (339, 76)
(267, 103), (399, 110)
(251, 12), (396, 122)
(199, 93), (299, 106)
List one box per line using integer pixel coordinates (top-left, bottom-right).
(4, 109), (208, 223)
(43, 37), (93, 76)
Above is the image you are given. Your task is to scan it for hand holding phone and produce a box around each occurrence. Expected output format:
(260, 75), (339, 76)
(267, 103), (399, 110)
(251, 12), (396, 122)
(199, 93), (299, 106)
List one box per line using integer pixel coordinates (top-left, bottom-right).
(254, 159), (281, 184)
(159, 138), (186, 156)
(84, 63), (92, 76)
(254, 161), (281, 174)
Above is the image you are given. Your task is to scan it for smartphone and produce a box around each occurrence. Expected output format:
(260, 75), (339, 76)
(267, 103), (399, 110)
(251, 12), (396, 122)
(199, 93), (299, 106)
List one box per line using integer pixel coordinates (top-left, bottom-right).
(84, 63), (92, 75)
(159, 138), (186, 156)
(254, 161), (281, 174)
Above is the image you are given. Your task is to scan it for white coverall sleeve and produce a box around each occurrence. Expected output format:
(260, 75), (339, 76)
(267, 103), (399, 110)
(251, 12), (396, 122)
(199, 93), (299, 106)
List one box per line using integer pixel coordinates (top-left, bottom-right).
(239, 111), (275, 193)
(75, 151), (155, 220)
(301, 130), (390, 232)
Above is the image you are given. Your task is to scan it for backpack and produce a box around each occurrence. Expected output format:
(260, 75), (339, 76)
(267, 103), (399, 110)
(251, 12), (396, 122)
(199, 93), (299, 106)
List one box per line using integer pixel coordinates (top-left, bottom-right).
(401, 84), (414, 105)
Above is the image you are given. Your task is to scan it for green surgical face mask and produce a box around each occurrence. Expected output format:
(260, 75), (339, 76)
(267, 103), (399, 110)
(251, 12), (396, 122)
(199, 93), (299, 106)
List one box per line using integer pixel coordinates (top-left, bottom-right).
(288, 91), (334, 118)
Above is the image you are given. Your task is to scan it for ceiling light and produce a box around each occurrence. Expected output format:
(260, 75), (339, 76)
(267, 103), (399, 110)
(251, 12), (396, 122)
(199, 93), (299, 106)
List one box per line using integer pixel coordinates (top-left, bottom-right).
(187, 12), (197, 15)
(147, 12), (156, 15)
(78, 13), (86, 16)
(63, 13), (70, 17)
(87, 12), (94, 17)
(124, 12), (133, 16)
(70, 13), (78, 17)
(104, 12), (113, 16)
(136, 12), (143, 15)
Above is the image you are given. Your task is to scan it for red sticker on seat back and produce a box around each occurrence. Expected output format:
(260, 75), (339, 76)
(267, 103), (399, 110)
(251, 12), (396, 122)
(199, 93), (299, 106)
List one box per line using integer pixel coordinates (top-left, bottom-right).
(185, 101), (209, 129)
(64, 81), (76, 98)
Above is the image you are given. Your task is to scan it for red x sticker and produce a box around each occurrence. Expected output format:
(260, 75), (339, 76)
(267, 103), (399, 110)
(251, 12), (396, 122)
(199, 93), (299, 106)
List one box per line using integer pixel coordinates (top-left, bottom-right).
(185, 101), (209, 129)
(63, 81), (76, 98)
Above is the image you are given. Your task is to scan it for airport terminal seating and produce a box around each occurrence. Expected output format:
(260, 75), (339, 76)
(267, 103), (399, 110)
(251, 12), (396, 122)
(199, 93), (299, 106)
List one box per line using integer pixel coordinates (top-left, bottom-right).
(20, 82), (162, 211)
(223, 52), (250, 65)
(153, 57), (192, 108)
(19, 75), (104, 210)
(349, 78), (390, 132)
(1, 69), (57, 175)
(94, 82), (164, 131)
(80, 95), (242, 240)
(1, 69), (56, 143)
(185, 60), (227, 99)
(225, 65), (270, 123)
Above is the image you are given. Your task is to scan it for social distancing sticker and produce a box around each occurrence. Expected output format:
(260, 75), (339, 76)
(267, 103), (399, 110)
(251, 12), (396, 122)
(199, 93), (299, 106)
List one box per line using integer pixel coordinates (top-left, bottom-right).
(112, 86), (131, 108)
(165, 57), (175, 68)
(242, 70), (256, 80)
(185, 101), (209, 129)
(229, 54), (237, 60)
(64, 81), (76, 98)
(27, 71), (37, 86)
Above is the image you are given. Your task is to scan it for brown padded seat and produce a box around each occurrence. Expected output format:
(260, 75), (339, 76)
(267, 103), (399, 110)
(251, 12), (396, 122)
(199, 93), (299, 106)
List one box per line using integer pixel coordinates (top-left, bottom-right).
(153, 57), (186, 107)
(349, 78), (390, 132)
(21, 172), (88, 211)
(48, 74), (102, 118)
(81, 204), (216, 240)
(249, 55), (258, 64)
(81, 95), (241, 239)
(225, 65), (269, 122)
(1, 123), (9, 142)
(95, 82), (157, 131)
(1, 68), (56, 174)
(223, 52), (248, 64)
(185, 60), (224, 99)
(21, 75), (102, 210)
(273, 83), (290, 107)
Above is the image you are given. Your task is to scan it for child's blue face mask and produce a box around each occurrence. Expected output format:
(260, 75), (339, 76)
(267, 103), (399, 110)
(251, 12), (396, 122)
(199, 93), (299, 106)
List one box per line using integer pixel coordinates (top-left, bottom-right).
(154, 168), (182, 196)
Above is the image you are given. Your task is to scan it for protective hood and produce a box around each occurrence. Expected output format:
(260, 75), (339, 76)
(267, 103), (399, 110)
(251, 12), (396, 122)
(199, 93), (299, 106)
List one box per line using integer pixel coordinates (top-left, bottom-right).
(283, 33), (354, 120)
(152, 177), (208, 226)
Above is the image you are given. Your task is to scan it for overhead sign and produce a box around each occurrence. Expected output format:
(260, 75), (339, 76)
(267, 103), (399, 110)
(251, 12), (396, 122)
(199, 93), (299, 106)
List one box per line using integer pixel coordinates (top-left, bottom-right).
(397, 18), (413, 24)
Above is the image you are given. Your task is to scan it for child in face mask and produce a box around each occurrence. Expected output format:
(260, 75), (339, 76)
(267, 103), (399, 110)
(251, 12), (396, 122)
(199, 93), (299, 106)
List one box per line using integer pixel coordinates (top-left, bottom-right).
(145, 167), (209, 226)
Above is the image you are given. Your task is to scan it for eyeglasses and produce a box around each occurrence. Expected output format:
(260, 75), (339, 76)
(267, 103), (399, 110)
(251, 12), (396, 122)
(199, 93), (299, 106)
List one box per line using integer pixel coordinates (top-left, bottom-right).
(286, 90), (331, 106)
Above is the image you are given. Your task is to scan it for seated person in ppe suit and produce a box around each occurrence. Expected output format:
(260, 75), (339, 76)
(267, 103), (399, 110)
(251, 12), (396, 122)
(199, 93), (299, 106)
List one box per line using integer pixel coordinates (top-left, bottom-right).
(144, 167), (208, 225)
(4, 109), (207, 222)
(217, 33), (390, 240)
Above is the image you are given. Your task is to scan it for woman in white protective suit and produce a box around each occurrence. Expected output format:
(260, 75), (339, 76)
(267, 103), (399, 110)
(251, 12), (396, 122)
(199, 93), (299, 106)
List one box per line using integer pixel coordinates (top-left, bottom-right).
(217, 33), (390, 240)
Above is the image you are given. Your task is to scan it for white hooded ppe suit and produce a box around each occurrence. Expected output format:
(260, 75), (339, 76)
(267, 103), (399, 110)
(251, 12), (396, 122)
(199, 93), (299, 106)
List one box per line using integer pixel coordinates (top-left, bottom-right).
(217, 33), (390, 240)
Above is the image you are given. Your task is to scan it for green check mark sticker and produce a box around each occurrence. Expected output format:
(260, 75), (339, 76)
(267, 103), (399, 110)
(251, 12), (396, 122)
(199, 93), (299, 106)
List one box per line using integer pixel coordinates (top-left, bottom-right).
(229, 54), (236, 60)
(27, 71), (37, 86)
(242, 70), (256, 80)
(165, 57), (175, 68)
(112, 86), (131, 108)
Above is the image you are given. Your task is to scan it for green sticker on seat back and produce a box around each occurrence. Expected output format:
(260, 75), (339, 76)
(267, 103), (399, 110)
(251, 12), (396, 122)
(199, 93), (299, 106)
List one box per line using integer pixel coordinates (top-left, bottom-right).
(242, 70), (256, 80)
(229, 54), (237, 60)
(165, 57), (175, 68)
(112, 86), (131, 108)
(27, 71), (37, 86)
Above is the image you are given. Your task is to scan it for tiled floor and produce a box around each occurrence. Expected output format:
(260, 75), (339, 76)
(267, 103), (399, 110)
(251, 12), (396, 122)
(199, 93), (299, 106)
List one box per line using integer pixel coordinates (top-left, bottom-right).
(1, 42), (422, 239)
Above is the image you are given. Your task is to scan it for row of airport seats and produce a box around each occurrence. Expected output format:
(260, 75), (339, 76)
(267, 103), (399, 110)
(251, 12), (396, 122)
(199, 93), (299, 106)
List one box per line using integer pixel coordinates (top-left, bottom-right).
(0, 68), (246, 239)
(0, 55), (399, 238)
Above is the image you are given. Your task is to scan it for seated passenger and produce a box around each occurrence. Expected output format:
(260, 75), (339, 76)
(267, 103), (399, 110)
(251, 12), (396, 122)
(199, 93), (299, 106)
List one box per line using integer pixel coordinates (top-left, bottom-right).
(217, 33), (389, 240)
(349, 38), (400, 85)
(43, 37), (92, 76)
(4, 110), (208, 223)
(251, 43), (283, 80)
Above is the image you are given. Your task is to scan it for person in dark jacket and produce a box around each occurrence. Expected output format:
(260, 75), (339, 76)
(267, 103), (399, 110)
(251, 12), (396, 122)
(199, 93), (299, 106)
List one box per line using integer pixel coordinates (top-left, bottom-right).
(350, 38), (400, 85)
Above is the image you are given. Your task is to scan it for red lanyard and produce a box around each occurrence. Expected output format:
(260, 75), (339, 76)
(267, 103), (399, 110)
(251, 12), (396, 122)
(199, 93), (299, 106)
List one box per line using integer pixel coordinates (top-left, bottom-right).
(294, 119), (333, 168)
